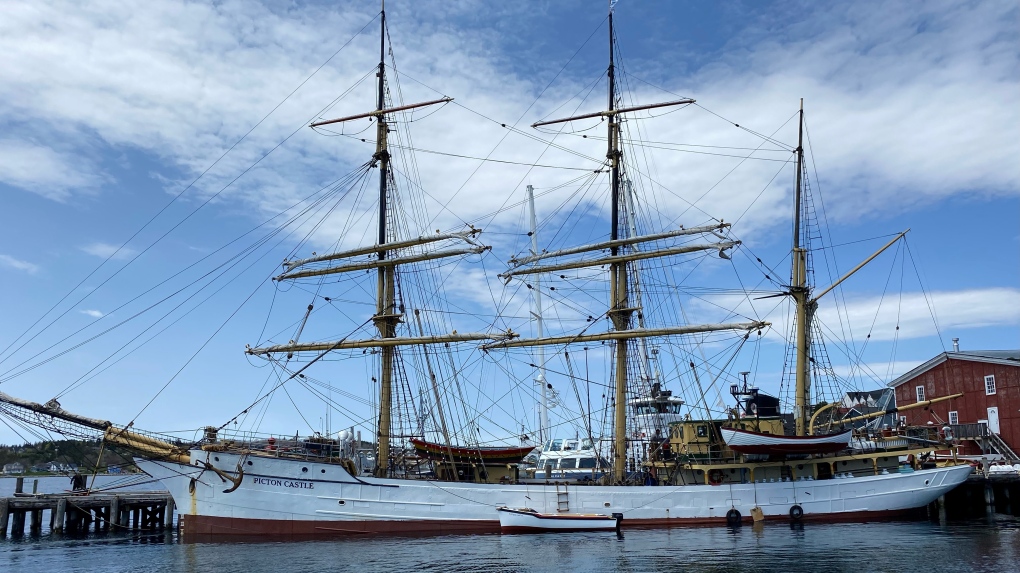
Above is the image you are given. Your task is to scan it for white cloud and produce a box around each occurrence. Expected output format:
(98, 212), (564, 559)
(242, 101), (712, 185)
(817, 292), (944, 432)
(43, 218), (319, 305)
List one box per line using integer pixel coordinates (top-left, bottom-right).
(816, 287), (1020, 342)
(0, 139), (104, 200)
(79, 309), (104, 318)
(0, 1), (1011, 241)
(0, 254), (39, 274)
(79, 242), (137, 260)
(687, 287), (1020, 344)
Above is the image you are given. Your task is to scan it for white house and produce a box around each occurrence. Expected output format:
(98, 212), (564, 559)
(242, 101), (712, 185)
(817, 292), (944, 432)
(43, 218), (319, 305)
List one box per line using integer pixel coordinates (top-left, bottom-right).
(2, 462), (24, 475)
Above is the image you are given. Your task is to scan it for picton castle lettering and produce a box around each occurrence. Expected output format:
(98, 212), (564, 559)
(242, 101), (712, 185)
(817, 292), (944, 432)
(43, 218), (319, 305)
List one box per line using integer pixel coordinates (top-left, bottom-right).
(252, 477), (314, 489)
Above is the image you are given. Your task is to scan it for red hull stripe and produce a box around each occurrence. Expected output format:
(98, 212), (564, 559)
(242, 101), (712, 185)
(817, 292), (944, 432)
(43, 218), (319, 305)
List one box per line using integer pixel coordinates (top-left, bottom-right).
(179, 507), (923, 541)
(500, 526), (616, 533)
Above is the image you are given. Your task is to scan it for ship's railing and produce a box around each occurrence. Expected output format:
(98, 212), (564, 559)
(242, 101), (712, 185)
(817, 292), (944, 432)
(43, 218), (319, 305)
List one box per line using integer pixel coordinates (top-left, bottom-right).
(950, 422), (989, 440)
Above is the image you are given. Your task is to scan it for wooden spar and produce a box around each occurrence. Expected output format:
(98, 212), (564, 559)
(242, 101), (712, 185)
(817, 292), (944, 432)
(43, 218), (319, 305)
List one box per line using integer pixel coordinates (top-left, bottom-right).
(500, 242), (738, 278)
(482, 322), (768, 350)
(0, 391), (112, 430)
(374, 5), (395, 479)
(247, 331), (515, 356)
(102, 427), (190, 464)
(811, 230), (909, 304)
(605, 10), (630, 484)
(792, 98), (810, 436)
(507, 223), (730, 267)
(809, 393), (965, 434)
(531, 98), (695, 128)
(282, 230), (481, 270)
(277, 247), (489, 280)
(310, 97), (453, 127)
(0, 391), (190, 463)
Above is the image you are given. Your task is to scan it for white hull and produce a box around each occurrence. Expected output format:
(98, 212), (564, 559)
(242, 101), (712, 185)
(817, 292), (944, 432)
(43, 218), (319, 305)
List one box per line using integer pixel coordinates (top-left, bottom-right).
(138, 449), (971, 537)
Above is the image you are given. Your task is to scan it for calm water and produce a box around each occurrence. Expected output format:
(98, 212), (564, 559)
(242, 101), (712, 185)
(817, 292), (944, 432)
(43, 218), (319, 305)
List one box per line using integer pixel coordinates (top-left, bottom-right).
(2, 515), (1018, 572)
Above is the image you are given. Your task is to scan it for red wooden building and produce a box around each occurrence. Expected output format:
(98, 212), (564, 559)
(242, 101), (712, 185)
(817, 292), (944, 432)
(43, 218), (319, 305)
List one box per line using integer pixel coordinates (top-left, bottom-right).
(888, 349), (1020, 459)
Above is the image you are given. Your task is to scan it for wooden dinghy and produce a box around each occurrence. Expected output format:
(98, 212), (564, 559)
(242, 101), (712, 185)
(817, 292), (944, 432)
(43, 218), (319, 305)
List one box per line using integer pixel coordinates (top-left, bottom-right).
(497, 507), (620, 533)
(409, 438), (535, 464)
(721, 427), (853, 455)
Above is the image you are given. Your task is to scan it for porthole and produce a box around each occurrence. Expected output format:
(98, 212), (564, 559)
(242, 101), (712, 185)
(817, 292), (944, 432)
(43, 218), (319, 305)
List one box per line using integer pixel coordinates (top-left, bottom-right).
(214, 456), (220, 462)
(924, 480), (930, 486)
(247, 460), (253, 466)
(604, 502), (611, 508)
(302, 467), (308, 473)
(338, 500), (346, 506)
(321, 469), (326, 474)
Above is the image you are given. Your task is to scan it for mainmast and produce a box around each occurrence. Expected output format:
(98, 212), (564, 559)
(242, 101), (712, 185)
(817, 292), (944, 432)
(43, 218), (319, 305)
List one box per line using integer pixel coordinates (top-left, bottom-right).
(373, 4), (398, 478)
(509, 6), (767, 485)
(791, 98), (812, 436)
(605, 10), (633, 484)
(527, 185), (550, 445)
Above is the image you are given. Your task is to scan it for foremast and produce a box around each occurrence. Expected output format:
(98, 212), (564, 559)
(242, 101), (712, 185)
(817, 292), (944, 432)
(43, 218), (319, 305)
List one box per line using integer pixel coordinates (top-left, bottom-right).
(247, 5), (510, 478)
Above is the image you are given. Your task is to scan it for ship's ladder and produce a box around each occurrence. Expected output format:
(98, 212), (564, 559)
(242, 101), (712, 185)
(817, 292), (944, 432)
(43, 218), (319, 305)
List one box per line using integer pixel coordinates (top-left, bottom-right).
(555, 482), (569, 512)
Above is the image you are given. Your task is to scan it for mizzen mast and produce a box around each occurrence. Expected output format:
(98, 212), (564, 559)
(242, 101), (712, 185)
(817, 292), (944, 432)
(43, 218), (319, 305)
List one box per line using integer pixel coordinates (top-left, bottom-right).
(791, 99), (814, 436)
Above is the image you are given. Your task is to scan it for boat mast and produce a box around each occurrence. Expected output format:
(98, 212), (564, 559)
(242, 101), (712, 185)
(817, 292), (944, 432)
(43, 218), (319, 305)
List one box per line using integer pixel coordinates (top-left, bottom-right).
(527, 184), (550, 446)
(791, 98), (811, 436)
(373, 3), (397, 476)
(606, 9), (633, 484)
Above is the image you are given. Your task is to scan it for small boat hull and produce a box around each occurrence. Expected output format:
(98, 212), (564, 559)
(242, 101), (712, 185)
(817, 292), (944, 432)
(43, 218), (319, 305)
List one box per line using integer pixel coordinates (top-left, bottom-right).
(410, 439), (535, 464)
(497, 507), (618, 533)
(722, 428), (852, 455)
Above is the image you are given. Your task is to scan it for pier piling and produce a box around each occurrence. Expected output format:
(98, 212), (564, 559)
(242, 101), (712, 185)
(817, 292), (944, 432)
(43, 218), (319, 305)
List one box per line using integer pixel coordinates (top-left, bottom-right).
(0, 498), (8, 536)
(0, 492), (173, 539)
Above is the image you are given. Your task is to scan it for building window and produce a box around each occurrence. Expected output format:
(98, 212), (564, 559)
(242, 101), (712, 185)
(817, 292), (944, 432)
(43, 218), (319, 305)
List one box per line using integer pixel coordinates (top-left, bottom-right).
(948, 411), (959, 425)
(985, 375), (996, 395)
(915, 385), (926, 402)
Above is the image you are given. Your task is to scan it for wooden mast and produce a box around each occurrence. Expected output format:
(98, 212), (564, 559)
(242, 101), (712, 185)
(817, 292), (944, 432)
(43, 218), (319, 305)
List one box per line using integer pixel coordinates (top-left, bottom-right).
(606, 9), (633, 484)
(792, 98), (811, 436)
(373, 3), (398, 477)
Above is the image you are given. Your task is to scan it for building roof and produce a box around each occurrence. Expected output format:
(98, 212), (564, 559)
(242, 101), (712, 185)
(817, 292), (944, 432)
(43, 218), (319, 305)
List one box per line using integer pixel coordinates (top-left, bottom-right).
(887, 350), (1020, 389)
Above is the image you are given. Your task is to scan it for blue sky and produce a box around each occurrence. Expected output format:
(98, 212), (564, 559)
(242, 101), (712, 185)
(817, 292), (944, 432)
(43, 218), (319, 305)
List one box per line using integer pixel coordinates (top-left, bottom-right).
(0, 0), (1017, 446)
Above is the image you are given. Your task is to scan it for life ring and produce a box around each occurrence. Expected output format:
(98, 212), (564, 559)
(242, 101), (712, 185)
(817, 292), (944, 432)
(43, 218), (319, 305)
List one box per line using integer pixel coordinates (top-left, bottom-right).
(725, 508), (742, 526)
(708, 469), (725, 485)
(939, 425), (954, 441)
(789, 504), (804, 521)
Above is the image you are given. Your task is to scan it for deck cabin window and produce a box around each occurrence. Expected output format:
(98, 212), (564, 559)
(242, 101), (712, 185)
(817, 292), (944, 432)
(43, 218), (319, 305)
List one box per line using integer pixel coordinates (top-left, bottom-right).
(948, 411), (959, 425)
(915, 385), (926, 402)
(560, 458), (577, 469)
(580, 438), (593, 450)
(539, 458), (558, 469)
(985, 375), (996, 395)
(696, 425), (708, 438)
(563, 440), (578, 451)
(578, 458), (597, 469)
(548, 439), (563, 451)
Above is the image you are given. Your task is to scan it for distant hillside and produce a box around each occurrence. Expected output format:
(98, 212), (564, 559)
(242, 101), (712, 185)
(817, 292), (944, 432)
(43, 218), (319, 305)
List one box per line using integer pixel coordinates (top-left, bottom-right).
(0, 439), (136, 473)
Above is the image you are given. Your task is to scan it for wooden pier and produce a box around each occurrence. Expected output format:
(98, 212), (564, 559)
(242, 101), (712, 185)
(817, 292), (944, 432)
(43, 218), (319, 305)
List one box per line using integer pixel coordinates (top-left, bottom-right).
(930, 468), (1020, 519)
(1, 477), (175, 538)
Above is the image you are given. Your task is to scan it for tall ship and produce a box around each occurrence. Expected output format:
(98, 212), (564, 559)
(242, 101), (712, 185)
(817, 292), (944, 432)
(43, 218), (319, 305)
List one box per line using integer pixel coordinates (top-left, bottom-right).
(0, 4), (971, 538)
